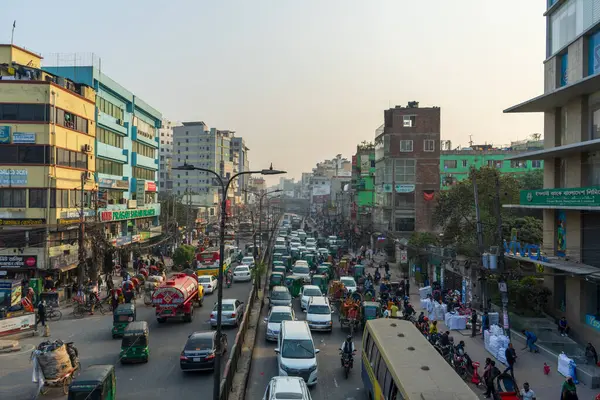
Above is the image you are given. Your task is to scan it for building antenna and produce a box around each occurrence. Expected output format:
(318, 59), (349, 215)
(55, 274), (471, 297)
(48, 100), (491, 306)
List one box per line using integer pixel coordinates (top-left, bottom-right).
(10, 21), (16, 45)
(468, 135), (473, 147)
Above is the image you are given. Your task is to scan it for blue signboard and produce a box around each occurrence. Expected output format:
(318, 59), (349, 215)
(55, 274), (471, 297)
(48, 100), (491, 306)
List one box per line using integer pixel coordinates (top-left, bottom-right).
(585, 314), (600, 332)
(0, 169), (28, 185)
(0, 127), (10, 144)
(12, 132), (36, 144)
(589, 31), (600, 77)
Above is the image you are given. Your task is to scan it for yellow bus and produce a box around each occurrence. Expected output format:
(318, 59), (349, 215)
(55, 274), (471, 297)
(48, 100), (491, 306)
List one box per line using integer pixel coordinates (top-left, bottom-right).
(196, 246), (235, 276)
(361, 319), (479, 400)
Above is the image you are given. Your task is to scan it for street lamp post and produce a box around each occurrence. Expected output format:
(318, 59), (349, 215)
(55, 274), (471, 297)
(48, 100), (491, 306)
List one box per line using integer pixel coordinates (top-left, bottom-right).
(173, 163), (285, 400)
(258, 189), (282, 256)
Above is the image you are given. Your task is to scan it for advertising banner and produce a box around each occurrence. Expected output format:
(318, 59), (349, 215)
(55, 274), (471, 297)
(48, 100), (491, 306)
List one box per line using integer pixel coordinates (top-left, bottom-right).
(136, 180), (146, 207)
(0, 255), (37, 269)
(12, 132), (36, 144)
(0, 313), (36, 337)
(0, 126), (10, 144)
(520, 186), (600, 207)
(0, 169), (28, 185)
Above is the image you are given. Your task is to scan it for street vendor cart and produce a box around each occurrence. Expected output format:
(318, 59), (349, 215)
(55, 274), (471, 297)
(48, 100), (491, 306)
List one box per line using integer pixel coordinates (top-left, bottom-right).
(339, 296), (362, 336)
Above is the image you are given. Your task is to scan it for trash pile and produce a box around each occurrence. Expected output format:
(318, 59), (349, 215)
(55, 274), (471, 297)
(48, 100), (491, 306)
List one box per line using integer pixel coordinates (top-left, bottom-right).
(484, 324), (510, 365)
(31, 340), (77, 381)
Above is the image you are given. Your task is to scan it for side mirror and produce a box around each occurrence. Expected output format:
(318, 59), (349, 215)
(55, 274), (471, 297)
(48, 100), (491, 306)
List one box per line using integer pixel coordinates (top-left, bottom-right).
(274, 348), (280, 354)
(315, 349), (320, 354)
(263, 317), (268, 323)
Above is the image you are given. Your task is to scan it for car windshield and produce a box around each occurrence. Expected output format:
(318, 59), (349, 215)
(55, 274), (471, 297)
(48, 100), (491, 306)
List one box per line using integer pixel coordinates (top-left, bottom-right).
(235, 267), (249, 272)
(293, 266), (309, 275)
(269, 312), (293, 323)
(341, 279), (356, 287)
(304, 288), (322, 297)
(274, 393), (303, 400)
(242, 258), (254, 263)
(308, 305), (330, 315)
(185, 337), (213, 351)
(271, 291), (291, 300)
(198, 277), (211, 283)
(281, 339), (315, 359)
(214, 303), (235, 311)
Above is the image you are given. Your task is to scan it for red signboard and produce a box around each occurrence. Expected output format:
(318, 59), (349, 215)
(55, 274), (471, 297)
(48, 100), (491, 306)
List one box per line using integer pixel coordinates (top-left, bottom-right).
(146, 182), (157, 192)
(352, 155), (357, 166)
(225, 200), (232, 217)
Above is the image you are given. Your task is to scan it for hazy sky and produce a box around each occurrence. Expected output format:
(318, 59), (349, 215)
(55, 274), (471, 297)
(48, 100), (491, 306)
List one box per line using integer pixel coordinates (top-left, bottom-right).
(3, 1), (545, 183)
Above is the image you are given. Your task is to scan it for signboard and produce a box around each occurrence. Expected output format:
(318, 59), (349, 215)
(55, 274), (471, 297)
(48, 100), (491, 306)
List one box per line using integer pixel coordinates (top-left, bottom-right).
(116, 236), (132, 247)
(0, 255), (37, 269)
(0, 219), (45, 226)
(100, 208), (156, 222)
(395, 184), (415, 193)
(146, 181), (157, 192)
(520, 186), (600, 207)
(60, 210), (94, 219)
(0, 169), (28, 185)
(0, 313), (35, 337)
(360, 157), (370, 176)
(12, 132), (36, 144)
(136, 180), (145, 207)
(399, 250), (408, 264)
(382, 184), (393, 193)
(98, 178), (129, 190)
(0, 127), (10, 144)
(586, 314), (600, 332)
(50, 253), (78, 270)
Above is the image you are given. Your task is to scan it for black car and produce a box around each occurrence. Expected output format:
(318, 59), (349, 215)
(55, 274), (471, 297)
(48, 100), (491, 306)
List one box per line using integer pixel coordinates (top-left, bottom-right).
(180, 331), (228, 372)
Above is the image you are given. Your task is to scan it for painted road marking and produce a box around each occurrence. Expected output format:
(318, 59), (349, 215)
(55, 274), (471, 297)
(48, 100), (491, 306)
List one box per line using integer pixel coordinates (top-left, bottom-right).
(0, 343), (35, 357)
(334, 377), (339, 388)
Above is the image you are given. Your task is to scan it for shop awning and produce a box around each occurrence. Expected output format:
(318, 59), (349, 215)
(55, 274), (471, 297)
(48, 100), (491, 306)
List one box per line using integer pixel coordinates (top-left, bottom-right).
(505, 253), (600, 277)
(59, 264), (78, 272)
(504, 138), (600, 161)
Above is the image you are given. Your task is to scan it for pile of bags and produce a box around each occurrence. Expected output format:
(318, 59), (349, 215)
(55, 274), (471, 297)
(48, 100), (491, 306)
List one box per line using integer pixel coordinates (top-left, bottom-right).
(431, 302), (447, 321)
(32, 340), (76, 380)
(558, 352), (578, 382)
(484, 324), (510, 365)
(419, 286), (432, 299)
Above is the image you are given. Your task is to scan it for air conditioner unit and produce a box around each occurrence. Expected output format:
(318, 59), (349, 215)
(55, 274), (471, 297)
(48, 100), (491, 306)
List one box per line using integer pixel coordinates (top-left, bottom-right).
(84, 172), (93, 181)
(82, 144), (92, 153)
(403, 120), (412, 127)
(116, 119), (123, 126)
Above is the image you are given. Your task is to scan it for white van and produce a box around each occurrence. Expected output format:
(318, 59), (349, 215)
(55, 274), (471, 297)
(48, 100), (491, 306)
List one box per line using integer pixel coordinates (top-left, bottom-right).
(275, 321), (319, 386)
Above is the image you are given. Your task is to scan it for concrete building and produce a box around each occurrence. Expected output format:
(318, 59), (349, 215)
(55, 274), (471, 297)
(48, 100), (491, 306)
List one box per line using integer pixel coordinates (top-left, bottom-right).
(231, 137), (250, 201)
(351, 142), (376, 226)
(44, 57), (163, 253)
(158, 118), (174, 191)
(300, 172), (312, 199)
(503, 0), (600, 351)
(279, 178), (295, 198)
(373, 101), (440, 235)
(172, 122), (237, 209)
(440, 138), (544, 189)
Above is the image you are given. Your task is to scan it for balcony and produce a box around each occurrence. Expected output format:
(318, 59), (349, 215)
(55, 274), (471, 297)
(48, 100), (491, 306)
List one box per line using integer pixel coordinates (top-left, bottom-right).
(97, 112), (127, 135)
(96, 143), (128, 163)
(132, 152), (158, 170)
(131, 126), (158, 148)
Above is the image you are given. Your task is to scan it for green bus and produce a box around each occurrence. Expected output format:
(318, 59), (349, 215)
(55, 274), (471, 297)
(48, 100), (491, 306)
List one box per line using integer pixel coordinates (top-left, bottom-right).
(361, 319), (478, 400)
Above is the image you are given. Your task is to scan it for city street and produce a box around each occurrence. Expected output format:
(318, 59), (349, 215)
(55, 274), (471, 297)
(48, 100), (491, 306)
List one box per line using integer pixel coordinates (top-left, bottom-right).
(0, 279), (254, 399)
(246, 292), (368, 400)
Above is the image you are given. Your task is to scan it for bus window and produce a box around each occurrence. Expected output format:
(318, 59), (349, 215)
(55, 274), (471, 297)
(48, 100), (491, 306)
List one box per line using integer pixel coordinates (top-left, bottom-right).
(383, 369), (393, 399)
(389, 383), (399, 400)
(376, 359), (388, 388)
(363, 333), (372, 358)
(369, 345), (380, 371)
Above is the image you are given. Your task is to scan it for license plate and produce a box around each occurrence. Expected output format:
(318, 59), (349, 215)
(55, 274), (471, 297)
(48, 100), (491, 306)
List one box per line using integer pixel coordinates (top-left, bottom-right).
(163, 310), (172, 314)
(193, 358), (200, 362)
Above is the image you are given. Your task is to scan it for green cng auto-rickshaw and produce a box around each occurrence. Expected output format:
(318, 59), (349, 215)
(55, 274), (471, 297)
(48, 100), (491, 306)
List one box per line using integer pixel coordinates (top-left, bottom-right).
(68, 364), (116, 400)
(272, 260), (284, 269)
(311, 274), (328, 293)
(120, 321), (149, 364)
(273, 252), (284, 263)
(354, 265), (365, 280)
(112, 303), (136, 338)
(303, 253), (316, 268)
(284, 275), (304, 297)
(273, 265), (287, 275)
(361, 301), (381, 324)
(282, 256), (293, 271)
(270, 272), (285, 289)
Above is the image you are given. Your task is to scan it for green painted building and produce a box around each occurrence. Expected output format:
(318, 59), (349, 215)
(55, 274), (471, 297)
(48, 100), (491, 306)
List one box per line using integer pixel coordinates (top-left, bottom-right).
(351, 143), (376, 222)
(440, 141), (544, 189)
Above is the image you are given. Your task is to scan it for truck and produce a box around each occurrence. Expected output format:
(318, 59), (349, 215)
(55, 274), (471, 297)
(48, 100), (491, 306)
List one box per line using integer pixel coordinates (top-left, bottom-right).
(152, 274), (199, 323)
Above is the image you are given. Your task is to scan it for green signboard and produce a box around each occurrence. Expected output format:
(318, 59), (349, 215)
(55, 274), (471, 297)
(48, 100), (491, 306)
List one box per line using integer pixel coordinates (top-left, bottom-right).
(101, 208), (156, 222)
(520, 186), (600, 207)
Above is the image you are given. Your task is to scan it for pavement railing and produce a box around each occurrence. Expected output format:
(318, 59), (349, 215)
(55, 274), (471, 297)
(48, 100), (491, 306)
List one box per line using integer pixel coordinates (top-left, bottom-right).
(220, 217), (281, 400)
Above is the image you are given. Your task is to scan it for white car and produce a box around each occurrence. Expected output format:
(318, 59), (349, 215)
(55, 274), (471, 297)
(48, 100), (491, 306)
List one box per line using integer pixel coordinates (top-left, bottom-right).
(300, 285), (323, 311)
(198, 275), (218, 294)
(305, 238), (317, 246)
(241, 256), (255, 268)
(263, 376), (312, 400)
(292, 262), (311, 283)
(340, 276), (357, 293)
(264, 306), (295, 342)
(306, 297), (333, 331)
(233, 265), (252, 282)
(306, 245), (317, 252)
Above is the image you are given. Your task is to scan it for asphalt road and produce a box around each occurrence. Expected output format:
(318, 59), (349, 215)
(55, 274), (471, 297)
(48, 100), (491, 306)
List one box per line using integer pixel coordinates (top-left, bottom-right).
(0, 277), (254, 399)
(246, 293), (368, 400)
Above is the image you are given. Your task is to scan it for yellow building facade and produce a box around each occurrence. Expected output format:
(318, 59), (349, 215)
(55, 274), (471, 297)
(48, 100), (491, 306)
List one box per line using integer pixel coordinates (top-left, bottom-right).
(0, 45), (97, 278)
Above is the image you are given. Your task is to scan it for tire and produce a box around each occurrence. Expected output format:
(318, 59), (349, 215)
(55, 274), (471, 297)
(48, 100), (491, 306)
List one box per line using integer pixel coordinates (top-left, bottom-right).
(144, 294), (152, 306)
(72, 306), (84, 319)
(157, 318), (166, 323)
(63, 375), (72, 395)
(48, 309), (62, 322)
(40, 385), (49, 395)
(97, 304), (106, 316)
(344, 365), (350, 379)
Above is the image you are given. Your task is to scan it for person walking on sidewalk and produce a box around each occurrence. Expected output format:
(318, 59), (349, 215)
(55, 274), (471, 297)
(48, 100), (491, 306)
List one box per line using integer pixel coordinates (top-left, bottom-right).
(483, 358), (500, 399)
(36, 300), (46, 327)
(561, 376), (578, 400)
(519, 382), (536, 400)
(521, 330), (539, 353)
(503, 343), (517, 379)
(470, 310), (478, 337)
(404, 277), (410, 296)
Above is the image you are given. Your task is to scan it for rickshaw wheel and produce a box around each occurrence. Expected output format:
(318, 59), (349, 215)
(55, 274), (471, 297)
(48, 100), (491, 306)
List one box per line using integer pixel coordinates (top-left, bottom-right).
(63, 375), (73, 395)
(39, 384), (50, 395)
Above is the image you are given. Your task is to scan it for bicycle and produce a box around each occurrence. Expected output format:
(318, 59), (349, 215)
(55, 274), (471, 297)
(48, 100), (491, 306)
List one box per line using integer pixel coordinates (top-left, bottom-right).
(72, 299), (106, 318)
(46, 306), (62, 322)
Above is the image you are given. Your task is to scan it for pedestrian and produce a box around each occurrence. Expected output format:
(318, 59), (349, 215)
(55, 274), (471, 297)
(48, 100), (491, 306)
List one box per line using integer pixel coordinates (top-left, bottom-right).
(558, 316), (571, 337)
(37, 300), (46, 327)
(390, 302), (398, 319)
(520, 382), (536, 400)
(585, 342), (598, 366)
(483, 358), (494, 399)
(405, 277), (410, 296)
(470, 310), (478, 337)
(503, 343), (517, 379)
(561, 376), (578, 399)
(481, 310), (490, 336)
(521, 329), (539, 353)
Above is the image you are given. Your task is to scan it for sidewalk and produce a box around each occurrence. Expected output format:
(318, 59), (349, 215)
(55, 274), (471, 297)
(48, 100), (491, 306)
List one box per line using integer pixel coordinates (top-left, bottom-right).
(378, 257), (599, 399)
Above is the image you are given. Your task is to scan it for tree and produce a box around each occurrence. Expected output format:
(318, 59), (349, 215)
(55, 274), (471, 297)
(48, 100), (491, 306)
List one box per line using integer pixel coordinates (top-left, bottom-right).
(502, 216), (543, 245)
(251, 261), (267, 291)
(433, 167), (521, 256)
(518, 169), (544, 190)
(408, 232), (439, 249)
(173, 245), (196, 267)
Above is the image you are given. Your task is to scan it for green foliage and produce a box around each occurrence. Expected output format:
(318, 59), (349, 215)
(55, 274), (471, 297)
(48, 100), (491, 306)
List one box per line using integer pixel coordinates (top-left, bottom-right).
(489, 276), (551, 316)
(518, 169), (544, 190)
(502, 216), (543, 245)
(251, 261), (268, 289)
(408, 232), (439, 249)
(173, 245), (196, 267)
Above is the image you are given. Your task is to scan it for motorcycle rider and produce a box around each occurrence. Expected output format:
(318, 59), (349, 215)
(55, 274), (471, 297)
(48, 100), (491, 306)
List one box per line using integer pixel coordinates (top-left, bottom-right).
(403, 302), (416, 320)
(339, 335), (356, 367)
(440, 331), (451, 347)
(226, 270), (233, 286)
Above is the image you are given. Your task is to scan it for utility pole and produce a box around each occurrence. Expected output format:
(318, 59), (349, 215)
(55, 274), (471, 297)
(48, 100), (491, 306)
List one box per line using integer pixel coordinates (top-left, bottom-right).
(77, 172), (86, 285)
(471, 168), (487, 312)
(494, 170), (511, 338)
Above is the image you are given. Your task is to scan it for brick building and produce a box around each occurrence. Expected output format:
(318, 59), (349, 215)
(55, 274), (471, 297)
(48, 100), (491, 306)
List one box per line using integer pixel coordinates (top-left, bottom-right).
(373, 102), (441, 235)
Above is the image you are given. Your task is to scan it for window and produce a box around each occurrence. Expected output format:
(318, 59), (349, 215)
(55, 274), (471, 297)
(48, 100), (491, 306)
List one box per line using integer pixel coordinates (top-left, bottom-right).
(461, 160), (468, 167)
(50, 189), (70, 208)
(132, 141), (156, 158)
(97, 97), (124, 121)
(0, 104), (50, 122)
(561, 107), (568, 145)
(29, 189), (47, 208)
(395, 217), (415, 232)
(592, 103), (600, 140)
(403, 115), (416, 127)
(443, 160), (457, 169)
(0, 145), (52, 165)
(96, 158), (124, 176)
(133, 116), (156, 140)
(132, 167), (155, 180)
(510, 160), (527, 168)
(394, 159), (415, 183)
(532, 160), (542, 168)
(424, 139), (435, 152)
(56, 148), (88, 169)
(0, 189), (26, 207)
(549, 0), (582, 56)
(97, 127), (123, 148)
(55, 108), (88, 134)
(399, 140), (413, 152)
(488, 160), (503, 168)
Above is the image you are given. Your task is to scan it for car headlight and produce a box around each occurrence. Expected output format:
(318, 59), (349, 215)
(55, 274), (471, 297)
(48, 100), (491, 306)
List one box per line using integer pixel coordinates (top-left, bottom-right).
(267, 328), (274, 335)
(308, 364), (317, 372)
(281, 364), (291, 372)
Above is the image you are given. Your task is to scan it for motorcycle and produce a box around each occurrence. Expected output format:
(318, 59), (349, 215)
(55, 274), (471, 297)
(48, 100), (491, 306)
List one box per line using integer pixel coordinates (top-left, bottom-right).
(226, 275), (233, 288)
(340, 351), (355, 379)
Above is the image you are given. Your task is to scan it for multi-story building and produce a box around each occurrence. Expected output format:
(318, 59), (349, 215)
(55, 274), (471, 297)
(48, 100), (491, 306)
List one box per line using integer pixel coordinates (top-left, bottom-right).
(44, 57), (163, 253)
(351, 142), (376, 226)
(503, 0), (600, 347)
(279, 178), (295, 198)
(373, 101), (440, 235)
(231, 137), (250, 201)
(300, 172), (312, 199)
(313, 156), (351, 179)
(440, 139), (544, 189)
(0, 45), (97, 279)
(172, 122), (237, 209)
(158, 118), (174, 191)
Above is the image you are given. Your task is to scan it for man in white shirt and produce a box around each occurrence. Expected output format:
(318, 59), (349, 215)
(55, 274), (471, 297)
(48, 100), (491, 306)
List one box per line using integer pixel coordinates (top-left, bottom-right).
(520, 382), (536, 400)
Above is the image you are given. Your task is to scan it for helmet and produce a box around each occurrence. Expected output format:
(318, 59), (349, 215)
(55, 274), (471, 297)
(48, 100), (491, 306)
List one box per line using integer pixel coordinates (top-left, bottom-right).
(423, 316), (429, 322)
(449, 336), (455, 344)
(346, 335), (353, 341)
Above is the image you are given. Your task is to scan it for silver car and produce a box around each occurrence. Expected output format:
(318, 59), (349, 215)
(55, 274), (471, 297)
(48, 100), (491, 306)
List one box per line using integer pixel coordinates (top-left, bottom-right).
(264, 306), (295, 341)
(210, 299), (244, 327)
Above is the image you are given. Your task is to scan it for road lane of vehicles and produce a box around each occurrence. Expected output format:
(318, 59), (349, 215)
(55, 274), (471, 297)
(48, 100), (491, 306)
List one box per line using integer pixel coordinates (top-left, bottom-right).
(265, 306), (296, 342)
(275, 321), (319, 386)
(210, 298), (244, 327)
